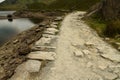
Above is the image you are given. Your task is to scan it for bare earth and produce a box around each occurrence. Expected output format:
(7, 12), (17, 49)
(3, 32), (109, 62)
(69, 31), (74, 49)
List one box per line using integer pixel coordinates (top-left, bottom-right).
(33, 12), (120, 80)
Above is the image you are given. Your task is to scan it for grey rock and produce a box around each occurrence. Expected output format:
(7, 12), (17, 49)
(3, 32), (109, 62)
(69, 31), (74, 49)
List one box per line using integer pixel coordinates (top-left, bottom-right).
(27, 51), (56, 61)
(46, 28), (59, 33)
(9, 60), (41, 80)
(82, 50), (91, 55)
(93, 69), (118, 80)
(15, 60), (41, 73)
(101, 53), (120, 62)
(73, 49), (84, 57)
(54, 17), (63, 21)
(35, 37), (51, 46)
(31, 46), (56, 52)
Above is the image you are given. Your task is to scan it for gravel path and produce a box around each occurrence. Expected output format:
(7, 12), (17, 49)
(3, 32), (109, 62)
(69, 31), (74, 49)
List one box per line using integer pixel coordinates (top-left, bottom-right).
(38, 12), (120, 80)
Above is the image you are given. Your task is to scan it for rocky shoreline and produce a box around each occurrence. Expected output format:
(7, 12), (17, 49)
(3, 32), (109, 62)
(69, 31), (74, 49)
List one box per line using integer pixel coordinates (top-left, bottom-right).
(0, 11), (65, 80)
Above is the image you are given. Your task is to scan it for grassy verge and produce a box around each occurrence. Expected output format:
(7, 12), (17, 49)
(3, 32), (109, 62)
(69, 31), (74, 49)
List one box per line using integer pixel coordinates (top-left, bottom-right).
(85, 15), (120, 50)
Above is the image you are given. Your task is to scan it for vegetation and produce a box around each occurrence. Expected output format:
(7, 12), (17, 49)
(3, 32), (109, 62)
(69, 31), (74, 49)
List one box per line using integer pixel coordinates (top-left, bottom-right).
(48, 0), (100, 11)
(0, 0), (100, 10)
(85, 14), (107, 37)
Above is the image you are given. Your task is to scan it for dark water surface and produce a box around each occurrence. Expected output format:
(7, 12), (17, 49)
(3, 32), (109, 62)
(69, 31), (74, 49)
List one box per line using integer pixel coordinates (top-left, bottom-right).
(0, 11), (35, 45)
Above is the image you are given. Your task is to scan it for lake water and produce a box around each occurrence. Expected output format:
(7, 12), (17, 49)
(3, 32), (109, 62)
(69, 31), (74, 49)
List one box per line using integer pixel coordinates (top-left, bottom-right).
(0, 11), (35, 45)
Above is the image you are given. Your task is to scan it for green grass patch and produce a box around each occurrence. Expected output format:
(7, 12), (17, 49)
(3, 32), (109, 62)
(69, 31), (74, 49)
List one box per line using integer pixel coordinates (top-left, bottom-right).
(85, 15), (106, 37)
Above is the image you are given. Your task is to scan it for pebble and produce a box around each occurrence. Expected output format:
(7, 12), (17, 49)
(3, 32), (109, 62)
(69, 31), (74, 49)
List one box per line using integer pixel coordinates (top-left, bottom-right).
(74, 49), (84, 57)
(86, 62), (93, 68)
(82, 50), (91, 55)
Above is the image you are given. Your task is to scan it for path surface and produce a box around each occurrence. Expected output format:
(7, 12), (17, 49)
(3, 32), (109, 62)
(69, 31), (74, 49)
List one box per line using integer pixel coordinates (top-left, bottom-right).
(36, 12), (120, 80)
(10, 11), (120, 80)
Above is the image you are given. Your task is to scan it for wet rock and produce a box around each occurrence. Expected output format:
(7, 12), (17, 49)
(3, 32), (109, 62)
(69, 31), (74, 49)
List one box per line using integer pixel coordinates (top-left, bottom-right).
(27, 51), (56, 61)
(73, 49), (84, 57)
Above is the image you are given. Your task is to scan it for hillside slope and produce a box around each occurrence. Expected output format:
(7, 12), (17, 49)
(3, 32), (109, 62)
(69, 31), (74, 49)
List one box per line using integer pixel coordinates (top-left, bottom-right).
(0, 0), (100, 10)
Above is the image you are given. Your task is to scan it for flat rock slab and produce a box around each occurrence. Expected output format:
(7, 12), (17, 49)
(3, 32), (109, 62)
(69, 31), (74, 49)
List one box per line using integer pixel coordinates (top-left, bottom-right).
(35, 37), (51, 46)
(101, 53), (120, 62)
(31, 46), (56, 52)
(9, 60), (41, 80)
(15, 60), (41, 73)
(46, 28), (59, 33)
(74, 49), (84, 57)
(27, 51), (56, 61)
(42, 34), (57, 38)
(44, 31), (56, 35)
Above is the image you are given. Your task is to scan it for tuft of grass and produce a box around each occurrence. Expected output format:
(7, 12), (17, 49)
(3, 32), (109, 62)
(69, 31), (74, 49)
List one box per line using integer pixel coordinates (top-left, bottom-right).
(104, 20), (120, 37)
(85, 14), (106, 37)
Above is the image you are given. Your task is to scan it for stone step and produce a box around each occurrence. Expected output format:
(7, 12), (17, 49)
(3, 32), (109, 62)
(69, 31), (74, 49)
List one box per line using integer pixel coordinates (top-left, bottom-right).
(31, 46), (56, 52)
(27, 51), (56, 61)
(35, 37), (52, 46)
(46, 28), (59, 33)
(42, 34), (58, 38)
(9, 60), (41, 80)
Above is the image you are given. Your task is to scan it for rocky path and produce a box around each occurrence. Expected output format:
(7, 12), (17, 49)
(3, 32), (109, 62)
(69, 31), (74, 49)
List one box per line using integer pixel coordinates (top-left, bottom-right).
(10, 12), (120, 80)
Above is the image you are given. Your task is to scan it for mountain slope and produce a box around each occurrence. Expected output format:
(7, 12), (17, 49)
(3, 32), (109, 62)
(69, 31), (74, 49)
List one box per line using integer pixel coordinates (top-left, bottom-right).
(0, 0), (100, 10)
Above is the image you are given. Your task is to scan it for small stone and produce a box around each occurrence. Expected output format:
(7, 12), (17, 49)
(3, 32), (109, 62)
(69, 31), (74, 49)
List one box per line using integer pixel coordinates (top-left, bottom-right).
(84, 42), (94, 46)
(115, 42), (120, 45)
(74, 49), (84, 57)
(54, 17), (63, 21)
(118, 47), (120, 51)
(27, 51), (56, 61)
(46, 28), (59, 33)
(98, 65), (107, 70)
(13, 39), (18, 44)
(86, 62), (93, 68)
(35, 37), (51, 46)
(82, 50), (91, 55)
(50, 24), (58, 28)
(52, 22), (58, 25)
(104, 37), (110, 41)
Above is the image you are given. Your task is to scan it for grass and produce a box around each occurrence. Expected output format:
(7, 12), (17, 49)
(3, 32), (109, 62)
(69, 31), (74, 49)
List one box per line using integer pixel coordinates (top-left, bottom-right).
(85, 14), (120, 50)
(85, 14), (106, 37)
